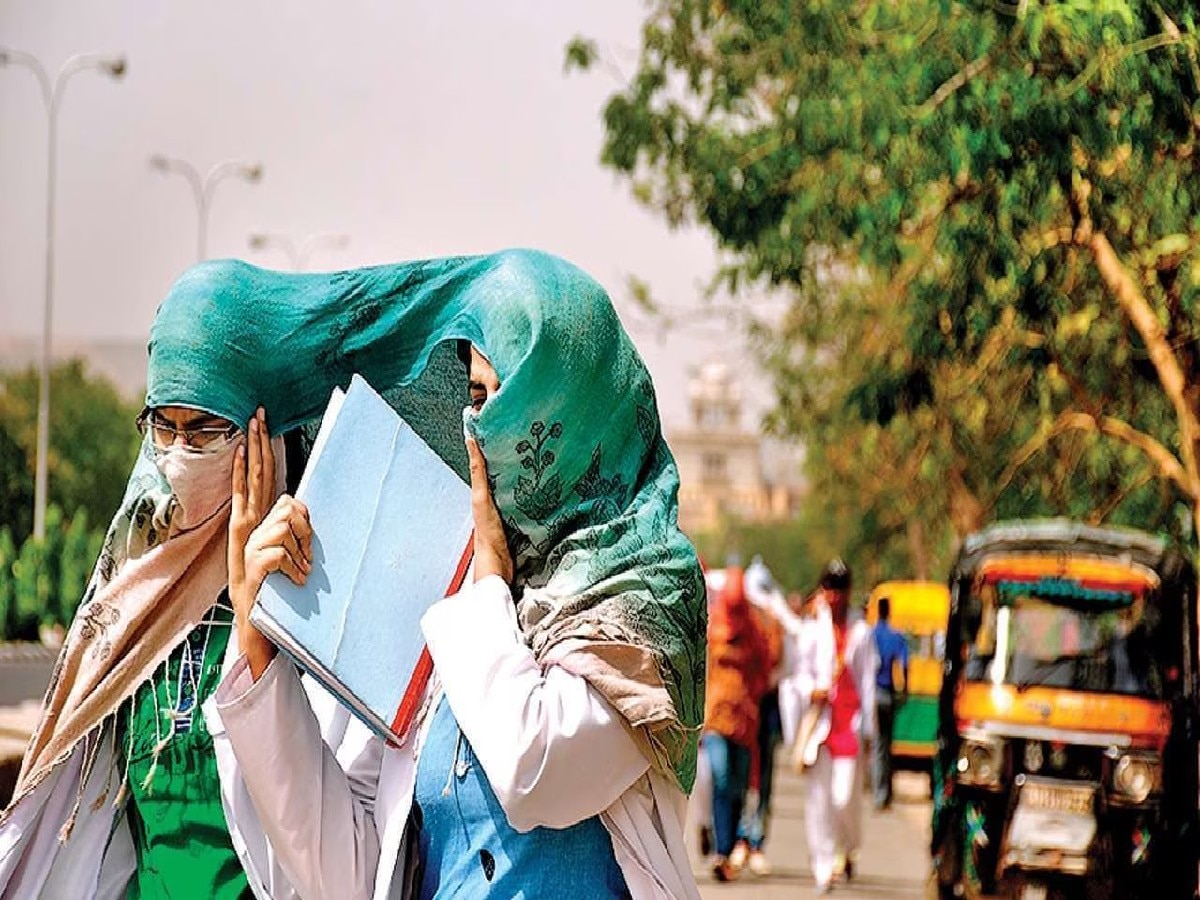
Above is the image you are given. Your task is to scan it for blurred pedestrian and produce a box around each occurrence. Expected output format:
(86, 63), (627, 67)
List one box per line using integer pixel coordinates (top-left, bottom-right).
(778, 590), (817, 748)
(871, 595), (909, 810)
(702, 566), (771, 882)
(730, 556), (786, 876)
(792, 560), (876, 895)
(692, 564), (727, 859)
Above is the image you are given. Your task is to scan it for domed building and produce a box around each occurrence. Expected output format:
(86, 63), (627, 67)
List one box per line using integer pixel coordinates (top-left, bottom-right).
(666, 361), (803, 535)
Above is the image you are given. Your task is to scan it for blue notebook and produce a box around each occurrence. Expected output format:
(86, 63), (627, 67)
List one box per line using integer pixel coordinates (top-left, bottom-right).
(250, 374), (474, 742)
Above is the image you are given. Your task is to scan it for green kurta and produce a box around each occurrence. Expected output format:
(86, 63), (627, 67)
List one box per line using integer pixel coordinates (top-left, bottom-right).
(118, 603), (251, 900)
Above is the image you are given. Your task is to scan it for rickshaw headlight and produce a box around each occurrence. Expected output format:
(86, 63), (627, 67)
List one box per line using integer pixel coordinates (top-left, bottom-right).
(1113, 753), (1160, 805)
(957, 737), (1005, 788)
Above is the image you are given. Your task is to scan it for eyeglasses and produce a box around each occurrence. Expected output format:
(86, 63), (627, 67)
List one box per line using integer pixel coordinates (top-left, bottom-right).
(137, 410), (240, 450)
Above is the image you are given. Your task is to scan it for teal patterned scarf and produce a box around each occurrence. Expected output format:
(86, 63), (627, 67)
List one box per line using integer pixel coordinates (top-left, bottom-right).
(146, 249), (706, 790)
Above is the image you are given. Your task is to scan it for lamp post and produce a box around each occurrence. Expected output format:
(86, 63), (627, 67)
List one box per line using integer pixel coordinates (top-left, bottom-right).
(247, 231), (350, 271)
(0, 47), (127, 541)
(149, 155), (263, 262)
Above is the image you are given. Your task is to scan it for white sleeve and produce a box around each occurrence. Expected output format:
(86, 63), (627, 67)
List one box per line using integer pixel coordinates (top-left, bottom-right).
(812, 615), (836, 693)
(214, 655), (384, 900)
(422, 575), (651, 833)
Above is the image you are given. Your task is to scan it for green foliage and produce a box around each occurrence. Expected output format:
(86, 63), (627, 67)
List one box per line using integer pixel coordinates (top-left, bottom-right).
(0, 424), (33, 542)
(573, 0), (1200, 573)
(0, 505), (101, 641)
(0, 359), (141, 544)
(691, 496), (939, 599)
(10, 517), (51, 640)
(58, 509), (101, 627)
(692, 515), (818, 593)
(563, 37), (598, 73)
(0, 530), (14, 641)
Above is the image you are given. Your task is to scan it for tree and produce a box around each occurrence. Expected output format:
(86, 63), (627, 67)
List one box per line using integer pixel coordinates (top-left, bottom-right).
(0, 506), (103, 641)
(0, 529), (15, 641)
(0, 424), (33, 542)
(569, 1), (1200, 570)
(751, 250), (1181, 577)
(0, 359), (142, 542)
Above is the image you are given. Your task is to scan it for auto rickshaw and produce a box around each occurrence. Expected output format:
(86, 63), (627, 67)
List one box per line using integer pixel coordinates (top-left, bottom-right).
(930, 520), (1199, 900)
(866, 580), (950, 767)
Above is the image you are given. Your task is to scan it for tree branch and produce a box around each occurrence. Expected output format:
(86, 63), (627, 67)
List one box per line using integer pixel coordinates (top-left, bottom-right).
(1154, 4), (1200, 90)
(1089, 470), (1155, 526)
(992, 408), (1196, 504)
(900, 181), (982, 237)
(991, 417), (1059, 500)
(1059, 31), (1194, 98)
(1087, 230), (1200, 493)
(911, 55), (991, 119)
(1058, 410), (1194, 499)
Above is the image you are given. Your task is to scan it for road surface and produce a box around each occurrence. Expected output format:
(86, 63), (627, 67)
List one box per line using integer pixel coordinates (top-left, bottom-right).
(692, 767), (932, 898)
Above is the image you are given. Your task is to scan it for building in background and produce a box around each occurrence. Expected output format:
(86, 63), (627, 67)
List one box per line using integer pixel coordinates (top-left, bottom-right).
(667, 361), (804, 534)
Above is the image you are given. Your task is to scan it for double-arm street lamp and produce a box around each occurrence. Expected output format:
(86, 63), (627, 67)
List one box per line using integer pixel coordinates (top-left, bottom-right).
(247, 231), (350, 271)
(149, 155), (263, 262)
(0, 47), (127, 540)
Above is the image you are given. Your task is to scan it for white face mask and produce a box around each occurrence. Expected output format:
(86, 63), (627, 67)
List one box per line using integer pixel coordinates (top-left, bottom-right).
(153, 435), (242, 532)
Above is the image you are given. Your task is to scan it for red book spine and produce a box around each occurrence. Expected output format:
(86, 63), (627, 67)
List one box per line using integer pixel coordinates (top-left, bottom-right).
(389, 534), (475, 742)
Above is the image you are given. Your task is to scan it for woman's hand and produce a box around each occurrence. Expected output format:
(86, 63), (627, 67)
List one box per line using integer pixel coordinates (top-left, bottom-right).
(229, 408), (313, 679)
(466, 435), (513, 585)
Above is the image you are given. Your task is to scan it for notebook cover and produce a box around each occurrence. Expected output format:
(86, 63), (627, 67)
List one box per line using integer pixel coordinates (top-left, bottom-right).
(250, 374), (474, 743)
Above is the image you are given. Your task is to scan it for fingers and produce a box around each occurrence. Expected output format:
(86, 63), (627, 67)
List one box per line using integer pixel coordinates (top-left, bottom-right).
(258, 520), (308, 572)
(270, 495), (312, 553)
(258, 407), (276, 504)
(248, 411), (264, 517)
(288, 499), (314, 562)
(466, 435), (490, 504)
(247, 496), (312, 586)
(229, 445), (249, 578)
(465, 435), (513, 584)
(466, 436), (499, 526)
(256, 496), (312, 556)
(266, 513), (312, 569)
(231, 444), (247, 522)
(254, 546), (309, 586)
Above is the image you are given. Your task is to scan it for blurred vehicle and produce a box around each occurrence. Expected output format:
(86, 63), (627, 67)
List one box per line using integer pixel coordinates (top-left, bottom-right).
(930, 520), (1199, 900)
(866, 580), (950, 769)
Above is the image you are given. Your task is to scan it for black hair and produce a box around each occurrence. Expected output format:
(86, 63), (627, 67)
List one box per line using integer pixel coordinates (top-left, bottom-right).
(878, 595), (891, 620)
(283, 429), (308, 495)
(456, 339), (472, 370)
(819, 557), (851, 591)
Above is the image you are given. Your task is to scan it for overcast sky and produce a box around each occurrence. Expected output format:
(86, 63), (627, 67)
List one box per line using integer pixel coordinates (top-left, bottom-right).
(0, 0), (782, 430)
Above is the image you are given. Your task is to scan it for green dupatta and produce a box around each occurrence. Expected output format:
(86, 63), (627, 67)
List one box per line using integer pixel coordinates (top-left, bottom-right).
(146, 249), (706, 790)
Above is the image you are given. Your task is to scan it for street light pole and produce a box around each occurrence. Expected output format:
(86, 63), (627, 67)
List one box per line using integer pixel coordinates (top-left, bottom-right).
(0, 48), (126, 541)
(149, 156), (263, 261)
(247, 231), (350, 271)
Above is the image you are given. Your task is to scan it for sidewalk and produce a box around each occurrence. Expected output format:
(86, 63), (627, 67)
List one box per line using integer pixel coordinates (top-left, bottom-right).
(691, 768), (932, 899)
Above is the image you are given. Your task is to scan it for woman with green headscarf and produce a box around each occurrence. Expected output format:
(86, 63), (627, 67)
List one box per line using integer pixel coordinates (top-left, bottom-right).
(0, 360), (296, 897)
(204, 249), (707, 899)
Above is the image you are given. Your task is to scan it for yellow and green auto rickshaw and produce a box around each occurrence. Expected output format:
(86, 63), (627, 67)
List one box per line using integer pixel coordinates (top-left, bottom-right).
(930, 520), (1199, 900)
(866, 580), (950, 768)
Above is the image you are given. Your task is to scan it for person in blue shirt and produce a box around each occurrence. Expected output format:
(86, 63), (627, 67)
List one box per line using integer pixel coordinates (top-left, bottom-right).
(871, 596), (909, 810)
